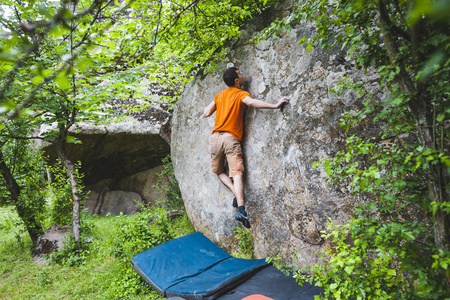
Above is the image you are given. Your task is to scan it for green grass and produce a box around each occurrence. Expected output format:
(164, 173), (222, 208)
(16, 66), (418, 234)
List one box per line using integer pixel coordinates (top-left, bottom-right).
(0, 206), (195, 300)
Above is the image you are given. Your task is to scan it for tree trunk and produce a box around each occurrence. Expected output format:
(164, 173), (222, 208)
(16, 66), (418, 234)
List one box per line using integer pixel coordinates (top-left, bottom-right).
(56, 138), (82, 248)
(0, 149), (43, 244)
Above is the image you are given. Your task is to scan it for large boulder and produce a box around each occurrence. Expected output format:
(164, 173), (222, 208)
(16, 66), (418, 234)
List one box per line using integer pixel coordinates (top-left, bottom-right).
(86, 190), (143, 216)
(171, 2), (383, 266)
(84, 164), (167, 214)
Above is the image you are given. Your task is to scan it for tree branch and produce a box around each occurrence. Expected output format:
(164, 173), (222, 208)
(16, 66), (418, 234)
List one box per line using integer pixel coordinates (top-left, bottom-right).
(377, 0), (416, 96)
(74, 0), (115, 49)
(154, 0), (163, 46)
(134, 0), (201, 58)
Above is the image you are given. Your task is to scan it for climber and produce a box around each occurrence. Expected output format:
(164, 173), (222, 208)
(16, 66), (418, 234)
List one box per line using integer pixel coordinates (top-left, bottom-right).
(203, 67), (290, 228)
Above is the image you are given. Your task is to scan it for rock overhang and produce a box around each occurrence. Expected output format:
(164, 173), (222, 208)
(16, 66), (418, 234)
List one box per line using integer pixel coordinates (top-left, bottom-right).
(40, 118), (170, 185)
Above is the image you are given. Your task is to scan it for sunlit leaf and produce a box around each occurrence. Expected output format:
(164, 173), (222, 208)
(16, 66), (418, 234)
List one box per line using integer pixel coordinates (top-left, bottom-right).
(55, 74), (71, 89)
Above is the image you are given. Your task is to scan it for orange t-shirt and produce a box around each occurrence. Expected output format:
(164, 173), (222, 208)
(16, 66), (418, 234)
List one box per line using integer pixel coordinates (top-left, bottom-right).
(212, 87), (250, 141)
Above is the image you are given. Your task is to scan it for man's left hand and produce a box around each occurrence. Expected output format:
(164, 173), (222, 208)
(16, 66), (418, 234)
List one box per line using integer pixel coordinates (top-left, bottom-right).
(275, 96), (290, 109)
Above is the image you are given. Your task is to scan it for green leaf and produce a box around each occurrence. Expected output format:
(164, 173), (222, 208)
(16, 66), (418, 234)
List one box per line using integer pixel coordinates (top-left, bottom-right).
(330, 283), (338, 290)
(345, 266), (354, 274)
(32, 75), (44, 85)
(55, 74), (71, 90)
(386, 269), (396, 276)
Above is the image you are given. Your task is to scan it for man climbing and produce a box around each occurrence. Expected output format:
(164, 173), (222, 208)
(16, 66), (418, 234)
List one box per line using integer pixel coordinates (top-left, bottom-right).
(203, 67), (290, 228)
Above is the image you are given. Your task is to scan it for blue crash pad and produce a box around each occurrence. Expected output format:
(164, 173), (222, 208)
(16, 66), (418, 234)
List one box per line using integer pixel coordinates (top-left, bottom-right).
(131, 232), (268, 300)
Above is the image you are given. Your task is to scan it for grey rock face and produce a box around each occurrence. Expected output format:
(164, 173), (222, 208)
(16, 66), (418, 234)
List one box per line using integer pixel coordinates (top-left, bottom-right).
(172, 5), (382, 265)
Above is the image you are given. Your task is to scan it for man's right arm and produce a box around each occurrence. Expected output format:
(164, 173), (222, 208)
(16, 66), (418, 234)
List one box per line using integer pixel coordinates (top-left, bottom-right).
(203, 101), (216, 118)
(242, 96), (290, 109)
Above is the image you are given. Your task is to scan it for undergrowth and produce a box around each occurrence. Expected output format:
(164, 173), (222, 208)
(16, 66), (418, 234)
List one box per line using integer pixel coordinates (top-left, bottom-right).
(107, 206), (174, 298)
(153, 155), (184, 210)
(0, 205), (194, 299)
(232, 227), (253, 259)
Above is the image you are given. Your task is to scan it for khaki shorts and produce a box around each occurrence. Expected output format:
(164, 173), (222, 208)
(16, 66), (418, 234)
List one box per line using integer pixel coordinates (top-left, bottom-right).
(209, 132), (244, 177)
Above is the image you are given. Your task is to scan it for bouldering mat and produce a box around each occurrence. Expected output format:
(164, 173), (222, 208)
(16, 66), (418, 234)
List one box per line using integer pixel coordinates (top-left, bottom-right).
(131, 232), (269, 300)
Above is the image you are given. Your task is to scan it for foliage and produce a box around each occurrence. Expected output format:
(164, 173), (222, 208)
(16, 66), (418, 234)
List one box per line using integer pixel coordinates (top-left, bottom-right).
(5, 141), (47, 198)
(13, 147), (48, 226)
(233, 226), (253, 259)
(259, 0), (450, 298)
(0, 205), (26, 245)
(294, 218), (445, 300)
(99, 0), (276, 106)
(47, 212), (94, 267)
(0, 0), (276, 118)
(48, 234), (92, 267)
(108, 206), (173, 298)
(170, 211), (196, 237)
(0, 206), (178, 299)
(46, 160), (87, 226)
(266, 253), (298, 278)
(154, 155), (183, 210)
(0, 205), (19, 230)
(0, 122), (47, 242)
(112, 206), (173, 259)
(46, 160), (73, 226)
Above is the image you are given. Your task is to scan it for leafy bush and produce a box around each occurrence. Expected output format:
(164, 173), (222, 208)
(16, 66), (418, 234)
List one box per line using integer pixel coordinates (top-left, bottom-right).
(0, 205), (26, 245)
(16, 150), (48, 226)
(46, 160), (87, 226)
(46, 160), (72, 225)
(0, 206), (21, 231)
(0, 135), (46, 211)
(154, 155), (184, 210)
(233, 227), (253, 259)
(47, 214), (95, 267)
(107, 206), (173, 298)
(0, 137), (47, 242)
(48, 234), (92, 267)
(295, 217), (446, 300)
(266, 253), (298, 278)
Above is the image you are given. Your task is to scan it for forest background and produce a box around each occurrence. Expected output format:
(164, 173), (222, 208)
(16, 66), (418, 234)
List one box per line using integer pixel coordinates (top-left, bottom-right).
(0, 0), (449, 299)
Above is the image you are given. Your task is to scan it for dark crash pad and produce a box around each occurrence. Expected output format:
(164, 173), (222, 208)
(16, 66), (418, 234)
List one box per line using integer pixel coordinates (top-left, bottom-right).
(217, 265), (323, 300)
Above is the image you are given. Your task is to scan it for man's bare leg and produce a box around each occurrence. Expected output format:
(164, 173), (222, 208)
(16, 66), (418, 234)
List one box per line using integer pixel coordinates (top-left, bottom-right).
(217, 173), (245, 206)
(217, 173), (234, 191)
(232, 175), (245, 207)
(217, 173), (249, 228)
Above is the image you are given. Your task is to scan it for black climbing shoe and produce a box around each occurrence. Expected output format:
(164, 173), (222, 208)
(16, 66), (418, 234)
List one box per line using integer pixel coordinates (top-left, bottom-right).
(232, 197), (237, 208)
(235, 211), (250, 228)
